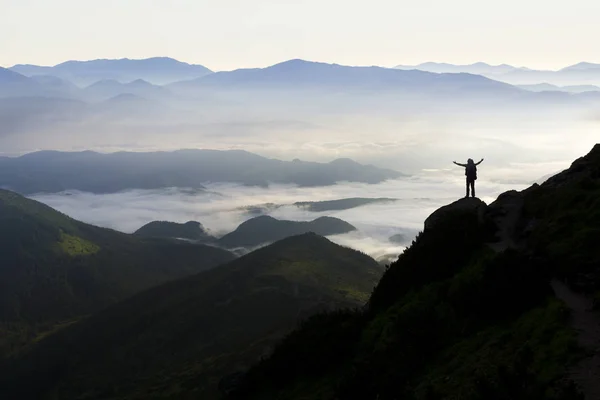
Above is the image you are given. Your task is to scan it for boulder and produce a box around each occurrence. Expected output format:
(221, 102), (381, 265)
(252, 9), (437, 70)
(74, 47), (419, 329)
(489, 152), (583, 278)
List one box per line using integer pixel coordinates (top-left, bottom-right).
(424, 197), (487, 231)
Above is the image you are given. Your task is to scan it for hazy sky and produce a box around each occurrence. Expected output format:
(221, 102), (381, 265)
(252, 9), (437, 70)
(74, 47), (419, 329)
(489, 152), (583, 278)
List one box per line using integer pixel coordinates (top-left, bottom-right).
(1, 0), (599, 70)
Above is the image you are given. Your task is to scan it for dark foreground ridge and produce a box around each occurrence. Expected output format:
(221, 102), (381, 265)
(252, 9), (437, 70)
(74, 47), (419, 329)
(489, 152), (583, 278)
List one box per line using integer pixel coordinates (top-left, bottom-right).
(227, 144), (600, 400)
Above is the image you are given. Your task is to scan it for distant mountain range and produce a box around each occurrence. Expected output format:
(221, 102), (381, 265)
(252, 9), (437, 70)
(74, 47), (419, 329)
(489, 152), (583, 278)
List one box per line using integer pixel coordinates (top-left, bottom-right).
(396, 61), (600, 86)
(169, 59), (520, 97)
(517, 83), (600, 93)
(0, 149), (405, 194)
(395, 62), (530, 75)
(5, 59), (600, 104)
(6, 57), (600, 92)
(9, 57), (213, 86)
(2, 59), (600, 148)
(2, 59), (524, 100)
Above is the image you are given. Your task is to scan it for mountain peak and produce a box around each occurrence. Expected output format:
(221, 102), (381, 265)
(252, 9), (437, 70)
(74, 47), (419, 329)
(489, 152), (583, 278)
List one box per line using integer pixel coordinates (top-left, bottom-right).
(561, 61), (600, 71)
(329, 158), (361, 166)
(267, 59), (329, 71)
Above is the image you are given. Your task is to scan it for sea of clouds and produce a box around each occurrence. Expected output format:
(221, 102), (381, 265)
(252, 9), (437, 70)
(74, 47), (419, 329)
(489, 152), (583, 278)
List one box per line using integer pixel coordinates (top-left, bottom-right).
(31, 165), (550, 263)
(17, 98), (599, 262)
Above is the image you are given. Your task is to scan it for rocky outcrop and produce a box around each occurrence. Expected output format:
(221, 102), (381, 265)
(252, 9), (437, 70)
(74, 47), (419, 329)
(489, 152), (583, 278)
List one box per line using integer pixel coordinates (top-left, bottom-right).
(424, 197), (487, 231)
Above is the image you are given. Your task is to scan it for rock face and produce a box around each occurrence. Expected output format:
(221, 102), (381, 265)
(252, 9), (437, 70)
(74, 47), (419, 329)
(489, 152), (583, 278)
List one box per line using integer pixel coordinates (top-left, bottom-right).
(424, 197), (487, 231)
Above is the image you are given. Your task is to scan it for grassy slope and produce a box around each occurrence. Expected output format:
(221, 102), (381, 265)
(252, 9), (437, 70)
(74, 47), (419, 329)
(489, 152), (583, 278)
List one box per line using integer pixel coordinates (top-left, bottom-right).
(0, 233), (383, 400)
(522, 144), (600, 296)
(228, 145), (600, 400)
(0, 189), (235, 356)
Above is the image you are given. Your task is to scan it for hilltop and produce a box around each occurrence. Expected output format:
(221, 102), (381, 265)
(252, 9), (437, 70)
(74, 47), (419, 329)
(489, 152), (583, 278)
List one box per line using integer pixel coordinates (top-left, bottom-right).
(134, 220), (216, 242)
(227, 144), (600, 399)
(0, 233), (383, 399)
(218, 215), (357, 249)
(0, 189), (234, 356)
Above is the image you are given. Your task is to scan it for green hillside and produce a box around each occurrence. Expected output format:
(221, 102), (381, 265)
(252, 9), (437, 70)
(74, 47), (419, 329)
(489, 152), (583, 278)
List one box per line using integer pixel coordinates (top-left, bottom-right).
(227, 144), (600, 400)
(0, 233), (383, 400)
(0, 189), (234, 356)
(218, 215), (356, 248)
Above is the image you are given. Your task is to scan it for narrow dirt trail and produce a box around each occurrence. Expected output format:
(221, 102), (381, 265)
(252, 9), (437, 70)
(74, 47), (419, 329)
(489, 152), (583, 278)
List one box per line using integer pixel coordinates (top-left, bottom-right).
(551, 280), (600, 400)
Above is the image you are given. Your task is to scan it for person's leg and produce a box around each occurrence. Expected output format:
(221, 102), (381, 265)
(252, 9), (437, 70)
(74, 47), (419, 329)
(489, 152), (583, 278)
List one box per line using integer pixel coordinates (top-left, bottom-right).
(466, 178), (470, 198)
(471, 181), (475, 197)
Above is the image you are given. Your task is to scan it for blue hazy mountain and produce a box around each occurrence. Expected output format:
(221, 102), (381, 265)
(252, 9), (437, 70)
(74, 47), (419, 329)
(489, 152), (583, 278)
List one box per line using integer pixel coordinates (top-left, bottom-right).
(396, 61), (600, 86)
(560, 62), (600, 71)
(0, 68), (45, 98)
(517, 83), (600, 93)
(82, 79), (170, 101)
(10, 57), (213, 86)
(172, 59), (520, 96)
(395, 61), (525, 75)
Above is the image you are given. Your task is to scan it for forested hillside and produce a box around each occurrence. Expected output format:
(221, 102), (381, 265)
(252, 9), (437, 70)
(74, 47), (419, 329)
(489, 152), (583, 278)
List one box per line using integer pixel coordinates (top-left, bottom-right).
(0, 233), (383, 399)
(0, 190), (234, 356)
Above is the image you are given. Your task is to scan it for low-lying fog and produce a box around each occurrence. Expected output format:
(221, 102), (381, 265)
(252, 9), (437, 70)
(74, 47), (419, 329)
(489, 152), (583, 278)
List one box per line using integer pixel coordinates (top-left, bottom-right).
(10, 87), (598, 262)
(31, 162), (563, 263)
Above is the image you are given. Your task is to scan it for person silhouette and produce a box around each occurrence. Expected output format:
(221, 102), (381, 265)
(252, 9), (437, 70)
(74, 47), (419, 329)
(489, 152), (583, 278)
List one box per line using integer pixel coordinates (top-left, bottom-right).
(453, 158), (484, 198)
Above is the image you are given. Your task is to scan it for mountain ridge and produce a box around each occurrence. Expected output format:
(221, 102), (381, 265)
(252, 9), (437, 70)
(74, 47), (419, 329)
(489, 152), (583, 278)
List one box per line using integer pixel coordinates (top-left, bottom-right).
(10, 57), (213, 86)
(170, 59), (521, 97)
(396, 61), (600, 86)
(0, 149), (404, 194)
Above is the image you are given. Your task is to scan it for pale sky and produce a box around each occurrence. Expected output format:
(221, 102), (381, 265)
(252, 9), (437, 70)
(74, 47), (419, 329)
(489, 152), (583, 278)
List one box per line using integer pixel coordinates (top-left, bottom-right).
(1, 0), (599, 71)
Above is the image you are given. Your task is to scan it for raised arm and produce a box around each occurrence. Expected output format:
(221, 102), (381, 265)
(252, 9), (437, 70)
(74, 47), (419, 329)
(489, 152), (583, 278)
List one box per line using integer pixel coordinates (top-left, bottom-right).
(475, 158), (484, 166)
(453, 161), (467, 167)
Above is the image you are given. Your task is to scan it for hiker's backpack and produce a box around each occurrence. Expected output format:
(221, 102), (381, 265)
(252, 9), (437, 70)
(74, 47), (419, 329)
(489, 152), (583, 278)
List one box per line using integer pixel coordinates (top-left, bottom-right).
(466, 163), (477, 180)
